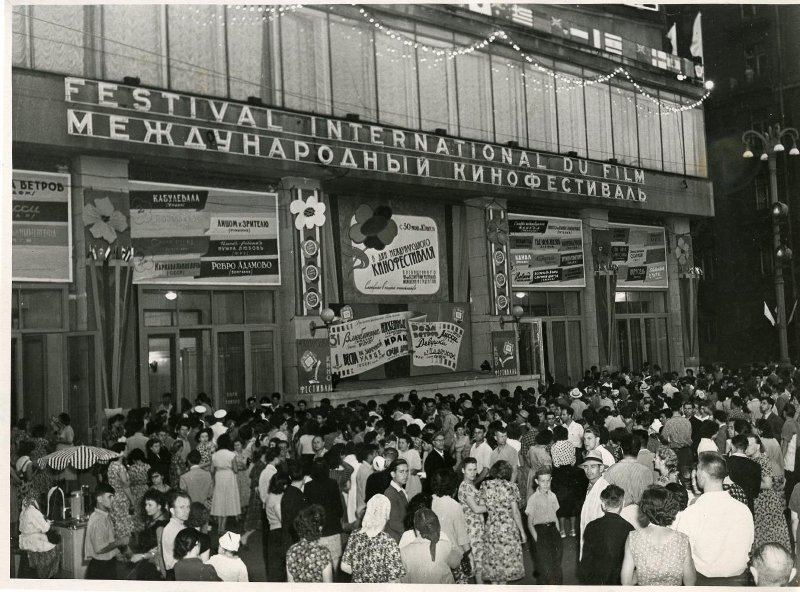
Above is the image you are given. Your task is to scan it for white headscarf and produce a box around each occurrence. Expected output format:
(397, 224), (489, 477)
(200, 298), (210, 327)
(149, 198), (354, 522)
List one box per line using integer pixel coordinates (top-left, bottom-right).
(361, 493), (390, 538)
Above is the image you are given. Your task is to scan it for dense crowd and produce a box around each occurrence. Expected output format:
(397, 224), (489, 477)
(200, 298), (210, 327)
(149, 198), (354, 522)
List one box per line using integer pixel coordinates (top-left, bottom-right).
(9, 362), (800, 585)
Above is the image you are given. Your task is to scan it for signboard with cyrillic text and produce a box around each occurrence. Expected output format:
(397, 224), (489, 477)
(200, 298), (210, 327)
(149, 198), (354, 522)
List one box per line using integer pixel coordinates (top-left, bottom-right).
(509, 214), (585, 288)
(609, 222), (667, 289)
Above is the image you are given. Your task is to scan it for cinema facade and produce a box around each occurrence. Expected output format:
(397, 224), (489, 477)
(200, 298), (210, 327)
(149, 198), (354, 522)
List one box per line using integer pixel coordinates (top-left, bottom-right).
(11, 3), (712, 443)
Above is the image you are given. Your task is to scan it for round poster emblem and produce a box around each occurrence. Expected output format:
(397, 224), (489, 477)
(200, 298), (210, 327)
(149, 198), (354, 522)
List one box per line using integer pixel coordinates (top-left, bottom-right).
(304, 264), (320, 283)
(304, 290), (320, 310)
(302, 239), (319, 258)
(496, 294), (509, 310)
(493, 250), (505, 266)
(495, 273), (507, 288)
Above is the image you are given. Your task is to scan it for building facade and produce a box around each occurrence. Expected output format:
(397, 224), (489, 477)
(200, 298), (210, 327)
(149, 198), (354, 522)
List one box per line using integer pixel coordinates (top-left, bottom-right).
(697, 4), (800, 366)
(11, 3), (713, 444)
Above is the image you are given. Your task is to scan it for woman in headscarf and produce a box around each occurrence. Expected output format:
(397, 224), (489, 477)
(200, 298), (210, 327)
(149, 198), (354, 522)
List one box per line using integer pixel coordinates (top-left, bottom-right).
(400, 508), (462, 584)
(340, 493), (406, 583)
(18, 495), (59, 578)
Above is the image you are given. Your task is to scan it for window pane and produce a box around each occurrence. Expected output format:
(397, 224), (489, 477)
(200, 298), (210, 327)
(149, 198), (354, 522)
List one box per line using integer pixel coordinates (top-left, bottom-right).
(144, 311), (175, 327)
(660, 96), (684, 174)
(167, 5), (227, 96)
(12, 7), (30, 67)
(245, 291), (274, 324)
(251, 331), (276, 398)
(637, 94), (662, 170)
(31, 5), (85, 75)
(12, 290), (19, 330)
(683, 107), (707, 177)
(524, 65), (558, 153)
(550, 320), (569, 385)
(329, 15), (377, 120)
(218, 332), (245, 409)
(567, 320), (583, 384)
(148, 335), (176, 399)
(178, 291), (211, 325)
(630, 318), (643, 371)
(617, 319), (630, 370)
(214, 291), (244, 324)
(611, 85), (639, 165)
(180, 329), (212, 401)
(141, 289), (177, 326)
(585, 80), (613, 161)
(492, 56), (526, 145)
(227, 6), (278, 102)
(555, 72), (587, 156)
(102, 5), (165, 87)
(455, 50), (493, 140)
(565, 291), (581, 316)
(546, 292), (566, 316)
(21, 290), (63, 329)
(375, 30), (419, 128)
(280, 8), (330, 113)
(417, 33), (457, 133)
(530, 291), (548, 316)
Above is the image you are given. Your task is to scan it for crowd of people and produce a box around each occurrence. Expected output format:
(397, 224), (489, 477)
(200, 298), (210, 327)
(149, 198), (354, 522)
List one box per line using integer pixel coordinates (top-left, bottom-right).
(9, 361), (800, 585)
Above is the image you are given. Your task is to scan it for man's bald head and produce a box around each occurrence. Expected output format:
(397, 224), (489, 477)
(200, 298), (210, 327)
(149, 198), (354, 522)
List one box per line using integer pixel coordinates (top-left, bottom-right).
(750, 543), (796, 586)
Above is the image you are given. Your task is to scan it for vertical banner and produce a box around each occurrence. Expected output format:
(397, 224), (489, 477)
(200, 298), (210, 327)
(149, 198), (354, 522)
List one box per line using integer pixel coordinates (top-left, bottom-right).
(12, 170), (72, 282)
(509, 214), (585, 287)
(408, 321), (464, 370)
(492, 330), (518, 376)
(296, 339), (333, 395)
(290, 188), (326, 314)
(486, 205), (511, 315)
(609, 222), (667, 289)
(129, 181), (280, 285)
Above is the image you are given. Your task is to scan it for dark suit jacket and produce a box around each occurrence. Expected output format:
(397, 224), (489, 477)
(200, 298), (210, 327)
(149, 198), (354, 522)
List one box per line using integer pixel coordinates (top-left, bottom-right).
(727, 454), (761, 512)
(578, 512), (633, 585)
(365, 469), (392, 503)
(304, 477), (344, 536)
(383, 484), (408, 542)
(424, 449), (455, 476)
(280, 485), (308, 549)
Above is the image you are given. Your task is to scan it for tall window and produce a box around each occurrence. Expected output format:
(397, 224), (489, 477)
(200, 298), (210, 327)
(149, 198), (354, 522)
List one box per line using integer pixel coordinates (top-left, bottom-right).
(329, 14), (377, 120)
(280, 8), (331, 114)
(660, 94), (685, 174)
(416, 30), (458, 133)
(584, 75), (613, 161)
(555, 68), (587, 156)
(682, 107), (707, 177)
(611, 84), (639, 166)
(30, 5), (86, 75)
(524, 65), (558, 153)
(491, 56), (526, 145)
(637, 93), (662, 170)
(454, 47), (493, 140)
(102, 5), (165, 87)
(226, 7), (279, 103)
(375, 26), (419, 128)
(167, 5), (227, 96)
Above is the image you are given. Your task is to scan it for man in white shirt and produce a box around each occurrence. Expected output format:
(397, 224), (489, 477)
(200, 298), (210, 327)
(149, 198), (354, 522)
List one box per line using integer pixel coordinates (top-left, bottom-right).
(561, 406), (584, 452)
(676, 451), (754, 585)
(583, 426), (615, 467)
(161, 491), (191, 580)
(469, 425), (493, 485)
(578, 451), (609, 558)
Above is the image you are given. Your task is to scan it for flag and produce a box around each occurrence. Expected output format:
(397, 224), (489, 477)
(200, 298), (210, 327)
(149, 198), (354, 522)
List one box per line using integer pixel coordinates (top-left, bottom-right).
(764, 302), (776, 327)
(789, 299), (798, 324)
(666, 22), (678, 55)
(88, 245), (97, 260)
(690, 12), (703, 60)
(121, 246), (133, 262)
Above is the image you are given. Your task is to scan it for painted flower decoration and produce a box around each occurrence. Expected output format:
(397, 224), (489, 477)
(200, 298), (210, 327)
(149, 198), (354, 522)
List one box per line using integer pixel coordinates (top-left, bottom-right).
(674, 235), (691, 265)
(290, 195), (327, 230)
(83, 196), (128, 244)
(486, 217), (509, 245)
(349, 204), (398, 251)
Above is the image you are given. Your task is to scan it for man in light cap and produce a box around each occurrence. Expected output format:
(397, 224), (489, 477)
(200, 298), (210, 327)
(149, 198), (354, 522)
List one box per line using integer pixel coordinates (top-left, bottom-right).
(578, 450), (610, 557)
(211, 409), (228, 443)
(208, 531), (248, 581)
(569, 388), (588, 421)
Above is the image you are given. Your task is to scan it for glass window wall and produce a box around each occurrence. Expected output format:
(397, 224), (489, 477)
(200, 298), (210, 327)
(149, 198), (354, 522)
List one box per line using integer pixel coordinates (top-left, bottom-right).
(329, 14), (377, 120)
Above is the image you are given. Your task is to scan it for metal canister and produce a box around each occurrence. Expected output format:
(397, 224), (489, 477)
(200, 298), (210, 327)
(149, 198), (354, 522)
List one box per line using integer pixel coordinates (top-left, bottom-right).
(69, 491), (83, 521)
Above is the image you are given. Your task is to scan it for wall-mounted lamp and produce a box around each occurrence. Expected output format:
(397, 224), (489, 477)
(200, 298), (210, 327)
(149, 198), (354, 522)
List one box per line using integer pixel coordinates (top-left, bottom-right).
(309, 307), (336, 336)
(499, 305), (524, 327)
(165, 291), (178, 301)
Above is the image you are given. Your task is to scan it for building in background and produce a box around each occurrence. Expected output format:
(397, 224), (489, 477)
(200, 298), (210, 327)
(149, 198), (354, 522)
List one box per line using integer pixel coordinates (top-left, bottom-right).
(696, 4), (800, 366)
(10, 3), (713, 443)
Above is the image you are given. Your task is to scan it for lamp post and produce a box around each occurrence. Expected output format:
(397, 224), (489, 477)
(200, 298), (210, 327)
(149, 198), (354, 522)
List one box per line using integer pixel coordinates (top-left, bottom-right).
(742, 123), (800, 368)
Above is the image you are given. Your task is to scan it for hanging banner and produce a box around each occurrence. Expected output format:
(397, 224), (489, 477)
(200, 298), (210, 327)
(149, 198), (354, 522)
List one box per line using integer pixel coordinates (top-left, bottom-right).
(329, 311), (422, 378)
(408, 321), (464, 370)
(296, 339), (333, 395)
(609, 222), (667, 289)
(12, 170), (72, 282)
(129, 181), (280, 285)
(509, 214), (585, 288)
(492, 331), (519, 376)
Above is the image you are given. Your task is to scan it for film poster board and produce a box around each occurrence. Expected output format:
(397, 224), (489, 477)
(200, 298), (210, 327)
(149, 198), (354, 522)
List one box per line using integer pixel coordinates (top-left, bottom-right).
(129, 181), (280, 285)
(508, 214), (585, 288)
(12, 170), (72, 282)
(408, 321), (465, 371)
(608, 222), (668, 289)
(296, 339), (333, 395)
(492, 330), (519, 376)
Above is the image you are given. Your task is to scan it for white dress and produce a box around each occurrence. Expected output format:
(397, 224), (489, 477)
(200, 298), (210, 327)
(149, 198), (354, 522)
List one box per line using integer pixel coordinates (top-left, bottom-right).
(210, 449), (241, 517)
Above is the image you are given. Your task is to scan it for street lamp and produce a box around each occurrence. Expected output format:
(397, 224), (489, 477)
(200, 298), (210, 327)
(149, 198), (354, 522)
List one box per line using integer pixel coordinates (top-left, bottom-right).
(742, 123), (800, 367)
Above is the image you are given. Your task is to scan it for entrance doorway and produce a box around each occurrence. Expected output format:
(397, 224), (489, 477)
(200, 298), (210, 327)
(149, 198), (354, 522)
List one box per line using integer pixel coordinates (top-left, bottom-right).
(615, 291), (670, 372)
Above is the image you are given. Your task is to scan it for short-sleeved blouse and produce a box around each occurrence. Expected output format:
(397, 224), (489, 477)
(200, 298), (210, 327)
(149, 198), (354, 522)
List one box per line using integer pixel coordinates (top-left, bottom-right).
(341, 530), (406, 583)
(550, 440), (576, 467)
(628, 528), (690, 586)
(286, 539), (333, 582)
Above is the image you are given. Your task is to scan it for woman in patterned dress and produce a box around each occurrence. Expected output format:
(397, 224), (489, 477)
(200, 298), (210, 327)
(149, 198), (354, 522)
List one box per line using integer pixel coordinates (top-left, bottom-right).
(747, 434), (791, 549)
(194, 429), (216, 470)
(127, 448), (151, 530)
(286, 505), (333, 582)
(232, 439), (251, 516)
(340, 494), (406, 583)
(480, 460), (526, 584)
(169, 440), (187, 488)
(107, 443), (134, 538)
(458, 457), (488, 584)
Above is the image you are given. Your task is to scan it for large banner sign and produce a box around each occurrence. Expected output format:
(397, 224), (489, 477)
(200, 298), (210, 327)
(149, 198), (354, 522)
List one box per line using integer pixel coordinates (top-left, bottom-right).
(609, 222), (667, 289)
(509, 214), (585, 287)
(296, 339), (333, 395)
(12, 170), (72, 282)
(129, 181), (279, 285)
(329, 311), (417, 378)
(408, 321), (464, 370)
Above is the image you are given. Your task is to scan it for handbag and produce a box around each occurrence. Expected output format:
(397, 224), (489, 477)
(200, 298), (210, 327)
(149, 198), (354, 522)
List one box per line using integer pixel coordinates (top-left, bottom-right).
(45, 530), (61, 545)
